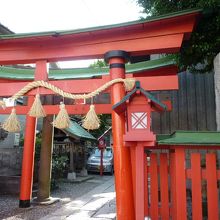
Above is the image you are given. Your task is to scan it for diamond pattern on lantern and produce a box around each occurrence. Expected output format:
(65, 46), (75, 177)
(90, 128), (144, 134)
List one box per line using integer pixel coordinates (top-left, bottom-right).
(131, 112), (147, 129)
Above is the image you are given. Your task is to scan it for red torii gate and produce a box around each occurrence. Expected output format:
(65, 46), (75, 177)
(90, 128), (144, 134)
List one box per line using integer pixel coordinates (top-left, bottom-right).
(0, 9), (200, 220)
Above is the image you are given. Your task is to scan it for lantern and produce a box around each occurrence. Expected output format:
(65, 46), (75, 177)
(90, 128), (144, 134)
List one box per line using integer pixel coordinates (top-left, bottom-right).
(113, 81), (167, 143)
(98, 138), (106, 150)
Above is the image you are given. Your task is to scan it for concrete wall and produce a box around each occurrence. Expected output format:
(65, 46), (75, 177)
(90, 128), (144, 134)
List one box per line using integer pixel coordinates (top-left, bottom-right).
(0, 176), (20, 194)
(0, 115), (26, 148)
(0, 114), (43, 176)
(0, 147), (23, 176)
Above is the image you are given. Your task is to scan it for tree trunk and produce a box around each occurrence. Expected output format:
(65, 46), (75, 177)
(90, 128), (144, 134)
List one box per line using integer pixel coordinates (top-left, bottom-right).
(37, 95), (54, 202)
(37, 114), (54, 201)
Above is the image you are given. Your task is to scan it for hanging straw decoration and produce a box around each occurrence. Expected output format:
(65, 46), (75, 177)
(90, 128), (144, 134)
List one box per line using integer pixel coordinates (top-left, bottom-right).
(10, 78), (135, 101)
(52, 102), (70, 129)
(0, 100), (6, 109)
(124, 78), (136, 91)
(28, 94), (46, 118)
(82, 104), (100, 130)
(2, 108), (21, 132)
(1, 78), (135, 133)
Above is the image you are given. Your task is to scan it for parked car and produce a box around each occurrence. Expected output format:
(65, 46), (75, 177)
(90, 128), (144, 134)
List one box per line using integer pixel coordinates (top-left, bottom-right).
(87, 148), (114, 175)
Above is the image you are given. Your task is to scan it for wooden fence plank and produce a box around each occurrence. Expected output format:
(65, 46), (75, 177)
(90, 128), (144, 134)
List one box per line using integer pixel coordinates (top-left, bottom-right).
(191, 153), (203, 220)
(170, 90), (179, 133)
(178, 72), (188, 130)
(170, 148), (187, 220)
(160, 91), (171, 134)
(206, 153), (218, 220)
(151, 72), (216, 134)
(204, 72), (216, 131)
(195, 74), (207, 130)
(149, 153), (159, 220)
(186, 72), (197, 130)
(151, 91), (162, 134)
(159, 153), (169, 220)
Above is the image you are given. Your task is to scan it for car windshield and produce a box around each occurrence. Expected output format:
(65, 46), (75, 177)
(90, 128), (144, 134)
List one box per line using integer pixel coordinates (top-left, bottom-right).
(93, 149), (112, 158)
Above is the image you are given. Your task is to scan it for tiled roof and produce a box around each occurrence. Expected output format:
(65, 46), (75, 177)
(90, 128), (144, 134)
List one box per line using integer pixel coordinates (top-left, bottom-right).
(157, 131), (220, 146)
(0, 56), (175, 80)
(64, 120), (96, 140)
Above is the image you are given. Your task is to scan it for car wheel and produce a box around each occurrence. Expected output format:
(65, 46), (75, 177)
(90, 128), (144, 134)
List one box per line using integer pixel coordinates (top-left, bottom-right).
(109, 166), (114, 175)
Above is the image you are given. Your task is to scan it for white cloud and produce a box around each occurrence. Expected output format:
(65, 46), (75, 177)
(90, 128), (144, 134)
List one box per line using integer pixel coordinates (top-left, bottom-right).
(0, 0), (143, 33)
(0, 0), (144, 68)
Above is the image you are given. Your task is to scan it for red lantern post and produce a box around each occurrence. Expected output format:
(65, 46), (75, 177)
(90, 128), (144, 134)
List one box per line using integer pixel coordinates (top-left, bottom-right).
(98, 138), (106, 176)
(113, 80), (168, 219)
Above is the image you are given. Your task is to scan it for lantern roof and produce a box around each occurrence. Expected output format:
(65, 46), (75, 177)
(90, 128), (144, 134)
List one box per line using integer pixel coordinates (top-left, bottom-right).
(113, 81), (167, 114)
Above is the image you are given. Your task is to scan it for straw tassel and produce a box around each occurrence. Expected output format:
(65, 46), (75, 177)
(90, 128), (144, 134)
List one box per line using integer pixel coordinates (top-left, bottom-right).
(0, 100), (6, 109)
(2, 108), (21, 132)
(82, 104), (100, 130)
(124, 78), (135, 91)
(52, 102), (70, 129)
(28, 94), (46, 118)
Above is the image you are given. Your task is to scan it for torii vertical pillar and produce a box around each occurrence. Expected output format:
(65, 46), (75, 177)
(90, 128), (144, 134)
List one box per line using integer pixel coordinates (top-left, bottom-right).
(19, 96), (37, 208)
(105, 50), (135, 220)
(19, 60), (47, 207)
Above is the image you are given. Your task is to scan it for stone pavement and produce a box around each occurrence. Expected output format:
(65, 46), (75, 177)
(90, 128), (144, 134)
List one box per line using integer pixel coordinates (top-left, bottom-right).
(40, 176), (116, 220)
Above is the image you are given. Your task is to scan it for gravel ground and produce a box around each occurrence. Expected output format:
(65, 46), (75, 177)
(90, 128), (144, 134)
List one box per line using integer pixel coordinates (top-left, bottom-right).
(0, 175), (112, 220)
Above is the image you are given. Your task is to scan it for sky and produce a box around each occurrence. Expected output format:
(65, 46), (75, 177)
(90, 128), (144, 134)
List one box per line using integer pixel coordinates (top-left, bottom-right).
(0, 0), (144, 68)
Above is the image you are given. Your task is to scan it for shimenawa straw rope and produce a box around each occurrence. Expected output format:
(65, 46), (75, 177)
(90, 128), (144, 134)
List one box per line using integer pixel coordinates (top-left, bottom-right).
(0, 78), (135, 131)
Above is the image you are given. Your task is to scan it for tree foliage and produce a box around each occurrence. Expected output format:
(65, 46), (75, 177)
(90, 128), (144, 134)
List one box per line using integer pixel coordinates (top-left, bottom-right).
(88, 60), (111, 139)
(89, 59), (107, 68)
(136, 0), (220, 73)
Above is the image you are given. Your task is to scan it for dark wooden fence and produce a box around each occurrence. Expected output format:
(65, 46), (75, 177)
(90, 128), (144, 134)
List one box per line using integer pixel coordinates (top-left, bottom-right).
(152, 71), (216, 134)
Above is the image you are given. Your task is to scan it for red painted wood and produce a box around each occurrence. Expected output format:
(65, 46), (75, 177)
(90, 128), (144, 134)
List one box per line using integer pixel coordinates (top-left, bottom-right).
(149, 153), (159, 220)
(144, 153), (149, 217)
(0, 34), (184, 64)
(109, 57), (134, 220)
(159, 154), (169, 220)
(130, 146), (136, 205)
(170, 151), (176, 219)
(191, 153), (203, 220)
(0, 10), (200, 65)
(0, 79), (31, 83)
(133, 74), (178, 91)
(0, 101), (168, 116)
(0, 78), (109, 96)
(170, 148), (187, 220)
(135, 144), (145, 220)
(0, 104), (112, 115)
(175, 148), (187, 220)
(0, 74), (178, 97)
(206, 153), (218, 220)
(19, 97), (36, 202)
(0, 13), (197, 48)
(34, 60), (48, 80)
